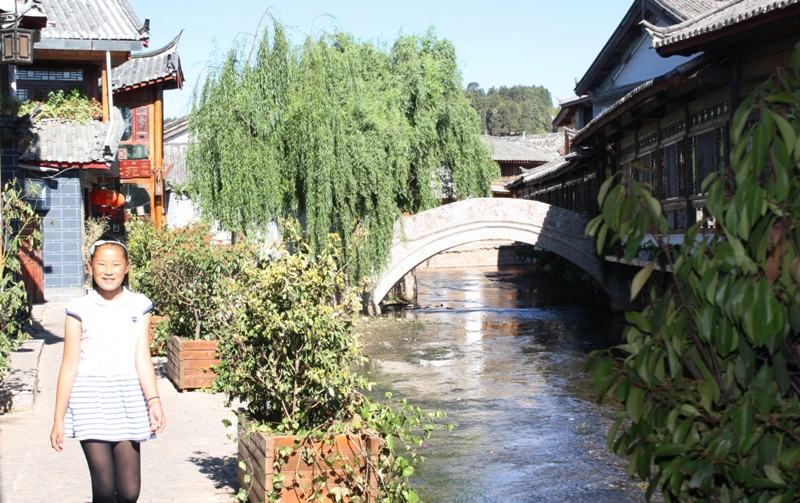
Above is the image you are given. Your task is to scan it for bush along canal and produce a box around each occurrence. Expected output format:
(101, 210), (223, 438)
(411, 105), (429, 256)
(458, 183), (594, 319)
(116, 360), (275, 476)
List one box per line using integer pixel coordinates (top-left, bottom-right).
(359, 266), (650, 503)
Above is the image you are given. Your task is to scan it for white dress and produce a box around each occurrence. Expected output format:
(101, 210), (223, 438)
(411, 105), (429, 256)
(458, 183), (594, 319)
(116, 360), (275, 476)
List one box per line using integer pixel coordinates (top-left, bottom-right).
(63, 288), (155, 442)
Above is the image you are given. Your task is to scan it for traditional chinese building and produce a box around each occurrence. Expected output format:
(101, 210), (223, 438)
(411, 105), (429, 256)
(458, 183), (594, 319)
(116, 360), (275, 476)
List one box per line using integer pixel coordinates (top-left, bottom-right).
(112, 33), (184, 230)
(1, 0), (182, 302)
(509, 0), (800, 236)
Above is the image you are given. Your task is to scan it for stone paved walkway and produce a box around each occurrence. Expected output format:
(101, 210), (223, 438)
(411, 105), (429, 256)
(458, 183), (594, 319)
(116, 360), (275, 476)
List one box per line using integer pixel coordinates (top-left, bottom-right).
(0, 303), (239, 502)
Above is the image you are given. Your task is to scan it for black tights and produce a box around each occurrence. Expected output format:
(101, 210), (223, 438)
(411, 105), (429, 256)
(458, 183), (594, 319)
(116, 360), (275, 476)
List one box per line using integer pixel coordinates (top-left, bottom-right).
(80, 440), (141, 503)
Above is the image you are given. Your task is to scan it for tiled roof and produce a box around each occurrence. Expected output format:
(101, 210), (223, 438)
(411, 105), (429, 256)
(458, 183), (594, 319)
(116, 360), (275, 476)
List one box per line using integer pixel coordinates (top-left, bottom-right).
(504, 154), (578, 188)
(164, 115), (190, 185)
(520, 132), (566, 154)
(572, 55), (710, 145)
(0, 1), (48, 28)
(164, 114), (189, 139)
(38, 0), (148, 43)
(20, 107), (125, 165)
(482, 136), (559, 163)
(647, 0), (800, 50)
(112, 33), (183, 92)
(655, 0), (729, 20)
(558, 94), (590, 106)
(575, 0), (722, 95)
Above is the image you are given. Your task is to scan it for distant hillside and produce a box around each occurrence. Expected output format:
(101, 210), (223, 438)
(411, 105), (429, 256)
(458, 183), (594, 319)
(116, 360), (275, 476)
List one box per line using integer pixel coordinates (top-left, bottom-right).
(465, 83), (558, 136)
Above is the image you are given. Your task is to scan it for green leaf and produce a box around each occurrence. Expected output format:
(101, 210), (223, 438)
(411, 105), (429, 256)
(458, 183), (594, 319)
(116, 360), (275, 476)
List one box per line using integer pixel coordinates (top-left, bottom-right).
(596, 224), (608, 256)
(627, 386), (645, 424)
(630, 261), (655, 302)
(597, 175), (615, 208)
(689, 460), (713, 492)
(763, 465), (786, 486)
(654, 443), (691, 458)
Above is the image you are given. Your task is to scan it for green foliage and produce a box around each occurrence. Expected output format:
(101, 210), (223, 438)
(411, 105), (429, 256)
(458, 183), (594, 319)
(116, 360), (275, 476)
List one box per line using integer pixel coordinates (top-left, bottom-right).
(465, 82), (557, 135)
(0, 181), (41, 381)
(125, 219), (159, 301)
(149, 316), (170, 356)
(149, 224), (253, 340)
(214, 221), (365, 426)
(18, 88), (102, 124)
(586, 47), (800, 502)
(0, 94), (22, 116)
(214, 221), (450, 502)
(188, 22), (497, 282)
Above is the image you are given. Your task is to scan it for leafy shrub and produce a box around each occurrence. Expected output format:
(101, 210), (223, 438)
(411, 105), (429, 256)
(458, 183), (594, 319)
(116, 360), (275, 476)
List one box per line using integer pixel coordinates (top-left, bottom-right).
(586, 48), (800, 501)
(214, 222), (365, 427)
(18, 88), (102, 124)
(213, 221), (450, 502)
(125, 219), (159, 304)
(149, 224), (253, 340)
(0, 181), (41, 381)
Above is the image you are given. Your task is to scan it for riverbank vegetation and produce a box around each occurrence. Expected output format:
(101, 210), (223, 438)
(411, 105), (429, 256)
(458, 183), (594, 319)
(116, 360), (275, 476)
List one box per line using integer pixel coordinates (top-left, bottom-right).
(187, 21), (497, 283)
(586, 48), (800, 501)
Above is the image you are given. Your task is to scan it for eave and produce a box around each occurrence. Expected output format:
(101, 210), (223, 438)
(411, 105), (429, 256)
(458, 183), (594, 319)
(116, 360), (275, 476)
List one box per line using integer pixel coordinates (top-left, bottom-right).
(575, 0), (683, 96)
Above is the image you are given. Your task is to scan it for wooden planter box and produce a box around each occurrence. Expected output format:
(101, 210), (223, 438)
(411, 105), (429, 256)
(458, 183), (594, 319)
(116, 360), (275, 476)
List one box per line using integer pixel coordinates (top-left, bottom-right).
(238, 415), (380, 503)
(166, 335), (219, 391)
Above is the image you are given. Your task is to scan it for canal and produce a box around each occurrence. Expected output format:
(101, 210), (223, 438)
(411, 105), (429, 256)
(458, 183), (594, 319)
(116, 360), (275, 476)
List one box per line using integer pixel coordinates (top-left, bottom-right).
(360, 266), (647, 503)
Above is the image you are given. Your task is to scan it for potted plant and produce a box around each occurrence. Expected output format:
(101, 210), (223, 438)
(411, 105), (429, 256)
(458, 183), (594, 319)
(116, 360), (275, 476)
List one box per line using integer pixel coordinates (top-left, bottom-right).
(214, 222), (449, 503)
(150, 224), (251, 391)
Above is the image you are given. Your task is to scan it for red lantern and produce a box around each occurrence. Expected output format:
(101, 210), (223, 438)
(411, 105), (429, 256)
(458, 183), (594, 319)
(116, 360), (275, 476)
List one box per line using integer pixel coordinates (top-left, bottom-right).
(90, 189), (125, 208)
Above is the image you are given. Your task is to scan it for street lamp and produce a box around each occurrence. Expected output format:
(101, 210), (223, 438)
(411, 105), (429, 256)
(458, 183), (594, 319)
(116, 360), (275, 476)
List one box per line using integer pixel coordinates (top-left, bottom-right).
(0, 26), (33, 64)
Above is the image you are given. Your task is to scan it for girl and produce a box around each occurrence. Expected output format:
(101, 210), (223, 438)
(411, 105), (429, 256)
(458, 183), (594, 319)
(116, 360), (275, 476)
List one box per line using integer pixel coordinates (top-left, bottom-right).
(50, 235), (166, 503)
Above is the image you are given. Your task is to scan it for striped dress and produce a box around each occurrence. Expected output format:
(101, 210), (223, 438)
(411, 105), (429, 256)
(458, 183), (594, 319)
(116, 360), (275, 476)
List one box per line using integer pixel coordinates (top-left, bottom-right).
(64, 288), (155, 442)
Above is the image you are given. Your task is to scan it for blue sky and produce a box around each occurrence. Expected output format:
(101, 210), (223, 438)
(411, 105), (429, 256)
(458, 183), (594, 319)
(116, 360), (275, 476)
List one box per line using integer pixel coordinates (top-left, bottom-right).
(130, 0), (635, 118)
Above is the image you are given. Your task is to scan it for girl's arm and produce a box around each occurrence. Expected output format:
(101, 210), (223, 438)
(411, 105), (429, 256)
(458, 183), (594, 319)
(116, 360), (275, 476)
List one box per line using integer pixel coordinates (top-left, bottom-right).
(135, 312), (166, 434)
(50, 315), (82, 452)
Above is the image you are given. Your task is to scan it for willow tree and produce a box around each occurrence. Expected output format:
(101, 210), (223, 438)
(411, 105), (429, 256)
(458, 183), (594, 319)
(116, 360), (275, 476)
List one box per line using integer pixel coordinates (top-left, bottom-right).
(188, 22), (497, 279)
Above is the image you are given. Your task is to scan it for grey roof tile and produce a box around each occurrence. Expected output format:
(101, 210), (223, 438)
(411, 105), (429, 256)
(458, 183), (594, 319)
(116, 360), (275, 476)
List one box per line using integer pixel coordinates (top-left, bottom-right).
(38, 0), (147, 42)
(647, 0), (800, 49)
(112, 33), (183, 91)
(504, 154), (578, 188)
(482, 135), (560, 163)
(20, 107), (125, 165)
(520, 132), (566, 154)
(655, 0), (729, 20)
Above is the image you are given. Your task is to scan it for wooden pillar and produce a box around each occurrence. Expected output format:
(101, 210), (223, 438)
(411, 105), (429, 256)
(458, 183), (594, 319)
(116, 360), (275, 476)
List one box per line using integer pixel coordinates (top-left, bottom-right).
(101, 66), (109, 122)
(153, 84), (164, 230)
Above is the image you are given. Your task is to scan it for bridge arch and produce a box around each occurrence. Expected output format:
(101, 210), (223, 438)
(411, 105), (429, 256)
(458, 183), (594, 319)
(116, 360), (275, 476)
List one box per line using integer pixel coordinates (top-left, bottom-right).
(368, 198), (627, 314)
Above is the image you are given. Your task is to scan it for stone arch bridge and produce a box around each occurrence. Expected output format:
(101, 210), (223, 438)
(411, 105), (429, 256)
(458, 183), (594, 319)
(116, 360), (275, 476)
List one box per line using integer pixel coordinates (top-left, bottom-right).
(367, 198), (629, 314)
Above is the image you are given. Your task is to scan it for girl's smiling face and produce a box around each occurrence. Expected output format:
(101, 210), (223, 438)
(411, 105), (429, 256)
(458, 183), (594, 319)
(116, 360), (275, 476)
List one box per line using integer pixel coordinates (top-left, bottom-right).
(91, 245), (130, 298)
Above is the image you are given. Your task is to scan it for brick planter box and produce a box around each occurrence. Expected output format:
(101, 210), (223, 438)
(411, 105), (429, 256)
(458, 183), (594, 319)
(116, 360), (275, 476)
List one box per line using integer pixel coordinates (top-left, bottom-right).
(238, 414), (380, 503)
(166, 336), (219, 391)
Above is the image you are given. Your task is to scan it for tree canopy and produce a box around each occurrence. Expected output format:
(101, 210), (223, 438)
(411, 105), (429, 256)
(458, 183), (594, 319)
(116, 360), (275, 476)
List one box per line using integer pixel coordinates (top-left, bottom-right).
(187, 23), (497, 280)
(465, 83), (557, 136)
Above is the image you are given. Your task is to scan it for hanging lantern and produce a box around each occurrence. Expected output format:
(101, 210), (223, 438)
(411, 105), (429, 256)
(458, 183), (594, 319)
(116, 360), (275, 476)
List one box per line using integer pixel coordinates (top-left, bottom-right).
(90, 189), (125, 208)
(0, 27), (34, 65)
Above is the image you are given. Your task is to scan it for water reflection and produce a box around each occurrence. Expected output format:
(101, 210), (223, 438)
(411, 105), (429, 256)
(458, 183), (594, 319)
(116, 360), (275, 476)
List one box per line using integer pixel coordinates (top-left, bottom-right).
(361, 266), (646, 503)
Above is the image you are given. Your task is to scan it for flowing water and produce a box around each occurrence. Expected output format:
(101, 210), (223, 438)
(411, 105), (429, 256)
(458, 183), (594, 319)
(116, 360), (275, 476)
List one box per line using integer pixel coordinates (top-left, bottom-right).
(360, 266), (648, 503)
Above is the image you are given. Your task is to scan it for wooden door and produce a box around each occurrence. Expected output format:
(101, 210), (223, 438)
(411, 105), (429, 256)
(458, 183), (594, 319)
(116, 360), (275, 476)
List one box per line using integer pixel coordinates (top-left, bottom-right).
(18, 217), (44, 304)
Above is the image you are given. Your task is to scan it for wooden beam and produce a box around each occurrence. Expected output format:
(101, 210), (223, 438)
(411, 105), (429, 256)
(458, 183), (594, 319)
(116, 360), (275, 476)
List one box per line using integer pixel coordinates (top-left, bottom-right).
(33, 49), (129, 66)
(698, 66), (732, 85)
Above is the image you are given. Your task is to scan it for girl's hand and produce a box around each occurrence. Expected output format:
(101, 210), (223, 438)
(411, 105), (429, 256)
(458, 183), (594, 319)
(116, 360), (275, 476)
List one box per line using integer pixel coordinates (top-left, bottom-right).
(149, 401), (166, 434)
(50, 422), (65, 452)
